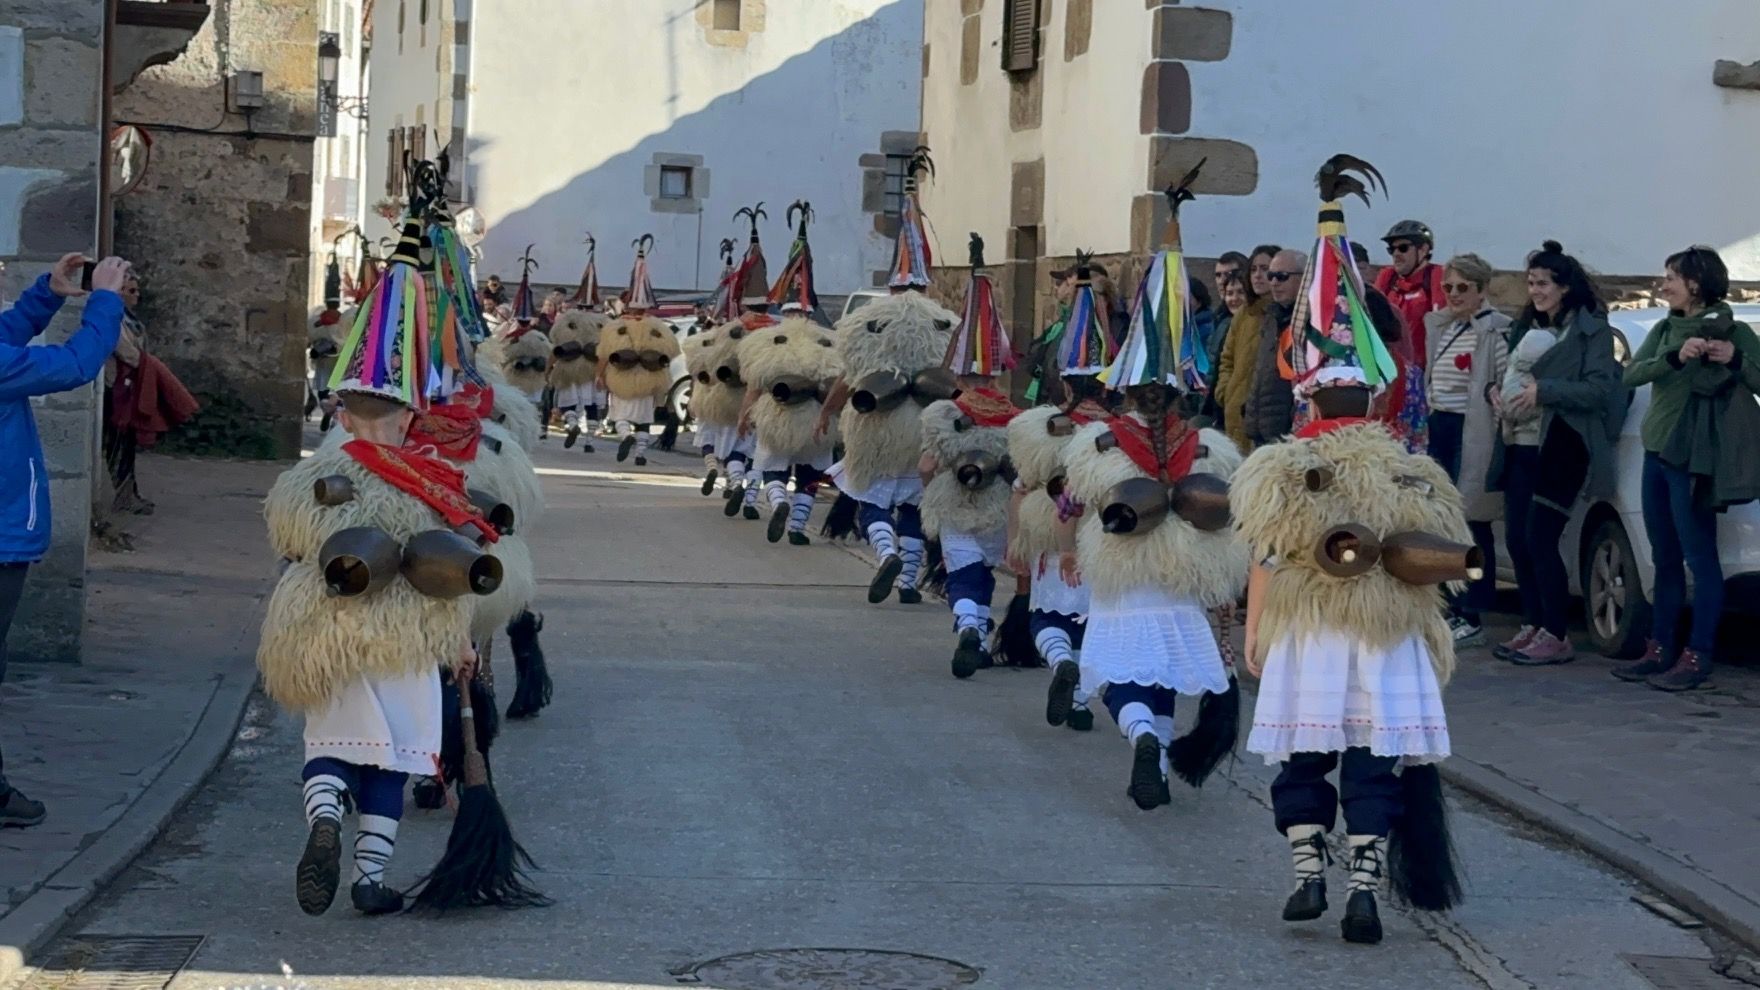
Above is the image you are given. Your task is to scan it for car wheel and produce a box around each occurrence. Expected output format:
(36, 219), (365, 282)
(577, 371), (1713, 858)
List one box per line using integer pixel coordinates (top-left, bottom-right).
(667, 378), (693, 426)
(1582, 518), (1650, 658)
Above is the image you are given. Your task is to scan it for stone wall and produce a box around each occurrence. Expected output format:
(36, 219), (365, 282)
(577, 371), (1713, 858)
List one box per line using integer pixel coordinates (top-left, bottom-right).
(112, 0), (318, 460)
(0, 0), (106, 663)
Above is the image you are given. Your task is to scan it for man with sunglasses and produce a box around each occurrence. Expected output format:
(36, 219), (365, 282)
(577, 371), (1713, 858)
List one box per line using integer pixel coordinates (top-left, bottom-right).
(1244, 249), (1307, 446)
(1373, 220), (1445, 368)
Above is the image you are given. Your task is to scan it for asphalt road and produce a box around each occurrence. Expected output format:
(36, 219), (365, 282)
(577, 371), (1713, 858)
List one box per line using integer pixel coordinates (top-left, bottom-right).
(22, 437), (1720, 990)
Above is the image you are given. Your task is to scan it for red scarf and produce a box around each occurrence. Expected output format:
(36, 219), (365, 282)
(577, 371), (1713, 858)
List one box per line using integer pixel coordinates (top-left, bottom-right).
(343, 440), (499, 542)
(1066, 398), (1111, 426)
(1295, 416), (1376, 440)
(954, 385), (1020, 428)
(406, 403), (484, 462)
(1105, 414), (1200, 482)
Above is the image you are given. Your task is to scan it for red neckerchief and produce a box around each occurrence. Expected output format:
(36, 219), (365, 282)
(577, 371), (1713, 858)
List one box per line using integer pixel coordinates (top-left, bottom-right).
(342, 440), (499, 542)
(406, 402), (484, 462)
(1105, 413), (1200, 482)
(1295, 416), (1375, 440)
(506, 322), (537, 341)
(458, 382), (495, 419)
(739, 311), (780, 331)
(1066, 398), (1111, 425)
(954, 386), (1020, 427)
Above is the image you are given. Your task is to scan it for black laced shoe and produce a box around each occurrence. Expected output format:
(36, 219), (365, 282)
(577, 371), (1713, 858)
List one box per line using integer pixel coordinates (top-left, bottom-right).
(1282, 826), (1331, 921)
(295, 818), (343, 916)
(350, 879), (404, 916)
(1066, 706), (1094, 732)
(564, 424), (581, 449)
(700, 469), (718, 495)
(1283, 879), (1328, 922)
(767, 503), (789, 543)
(742, 504), (761, 521)
(868, 555), (903, 604)
(1128, 734), (1170, 810)
(951, 628), (986, 679)
(1341, 891), (1383, 944)
(723, 490), (744, 517)
(787, 531), (810, 546)
(896, 588), (923, 605)
(1045, 660), (1079, 726)
(617, 434), (636, 462)
(0, 787), (46, 828)
(634, 456), (648, 466)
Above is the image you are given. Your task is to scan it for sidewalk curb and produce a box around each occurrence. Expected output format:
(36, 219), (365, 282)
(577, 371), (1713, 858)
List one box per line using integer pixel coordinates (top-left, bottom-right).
(1439, 754), (1760, 954)
(0, 667), (256, 987)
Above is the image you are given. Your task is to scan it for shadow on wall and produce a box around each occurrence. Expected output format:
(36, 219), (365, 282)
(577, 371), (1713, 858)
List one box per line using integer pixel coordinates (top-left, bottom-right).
(111, 94), (314, 461)
(480, 0), (918, 298)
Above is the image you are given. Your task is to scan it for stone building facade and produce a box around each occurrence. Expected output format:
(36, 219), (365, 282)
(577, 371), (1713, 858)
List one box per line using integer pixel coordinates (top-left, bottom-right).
(112, 0), (319, 460)
(921, 0), (1760, 393)
(0, 0), (107, 664)
(364, 0), (924, 300)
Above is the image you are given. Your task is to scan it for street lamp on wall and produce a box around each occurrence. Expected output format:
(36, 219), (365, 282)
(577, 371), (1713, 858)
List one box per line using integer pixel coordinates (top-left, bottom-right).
(317, 32), (341, 137)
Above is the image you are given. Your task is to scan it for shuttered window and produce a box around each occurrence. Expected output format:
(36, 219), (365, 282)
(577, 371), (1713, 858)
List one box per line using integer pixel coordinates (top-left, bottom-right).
(1002, 0), (1039, 73)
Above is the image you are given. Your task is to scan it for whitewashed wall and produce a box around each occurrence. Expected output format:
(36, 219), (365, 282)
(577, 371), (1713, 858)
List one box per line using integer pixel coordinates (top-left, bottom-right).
(922, 0), (1760, 279)
(464, 0), (922, 295)
(362, 0), (454, 232)
(921, 0), (1149, 261)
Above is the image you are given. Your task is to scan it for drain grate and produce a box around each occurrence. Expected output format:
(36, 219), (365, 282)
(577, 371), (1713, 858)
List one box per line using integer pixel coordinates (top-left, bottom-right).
(673, 948), (981, 990)
(9, 935), (205, 990)
(1622, 955), (1750, 990)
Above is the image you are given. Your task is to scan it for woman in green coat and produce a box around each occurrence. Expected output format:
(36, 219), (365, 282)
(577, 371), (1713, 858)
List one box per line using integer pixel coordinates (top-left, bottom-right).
(1613, 247), (1760, 691)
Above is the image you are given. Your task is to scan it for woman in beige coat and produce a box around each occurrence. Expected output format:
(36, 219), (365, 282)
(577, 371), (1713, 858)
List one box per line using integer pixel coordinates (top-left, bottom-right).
(1422, 253), (1509, 646)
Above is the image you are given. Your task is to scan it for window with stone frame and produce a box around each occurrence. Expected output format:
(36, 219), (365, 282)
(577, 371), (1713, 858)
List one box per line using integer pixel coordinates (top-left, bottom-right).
(881, 152), (912, 219)
(659, 165), (693, 200)
(712, 0), (741, 30)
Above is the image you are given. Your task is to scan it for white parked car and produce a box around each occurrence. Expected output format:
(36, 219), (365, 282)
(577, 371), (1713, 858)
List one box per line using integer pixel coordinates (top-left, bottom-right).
(840, 290), (888, 321)
(1493, 304), (1760, 656)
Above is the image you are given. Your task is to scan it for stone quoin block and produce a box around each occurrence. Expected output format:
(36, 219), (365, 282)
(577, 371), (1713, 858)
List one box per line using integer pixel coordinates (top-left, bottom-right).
(960, 14), (980, 85)
(1147, 136), (1258, 196)
(1010, 67), (1042, 131)
(1713, 59), (1760, 90)
(961, 0), (984, 15)
(1140, 61), (1191, 134)
(922, 42), (931, 78)
(19, 173), (98, 257)
(1065, 0), (1092, 61)
(1011, 158), (1045, 228)
(0, 27), (22, 126)
(1152, 6), (1232, 61)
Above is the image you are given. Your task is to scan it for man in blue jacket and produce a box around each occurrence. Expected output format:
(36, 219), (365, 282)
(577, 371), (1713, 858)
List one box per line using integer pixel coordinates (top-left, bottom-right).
(1, 252), (130, 828)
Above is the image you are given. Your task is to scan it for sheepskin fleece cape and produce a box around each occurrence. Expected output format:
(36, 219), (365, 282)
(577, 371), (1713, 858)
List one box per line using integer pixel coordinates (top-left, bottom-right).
(1007, 406), (1067, 490)
(1007, 407), (1073, 564)
(692, 323), (748, 426)
(548, 309), (605, 389)
(1231, 421), (1470, 682)
(918, 398), (1012, 539)
(833, 292), (955, 381)
(470, 530), (534, 643)
(312, 418), (544, 534)
(1065, 420), (1248, 607)
(259, 448), (472, 713)
(831, 295), (953, 491)
(480, 328), (552, 397)
(601, 314), (680, 401)
(475, 363), (543, 451)
(740, 316), (841, 461)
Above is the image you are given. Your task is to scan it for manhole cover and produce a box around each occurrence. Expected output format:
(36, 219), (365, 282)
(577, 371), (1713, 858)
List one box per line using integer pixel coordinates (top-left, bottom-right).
(1622, 954), (1749, 990)
(673, 948), (981, 990)
(9, 935), (204, 990)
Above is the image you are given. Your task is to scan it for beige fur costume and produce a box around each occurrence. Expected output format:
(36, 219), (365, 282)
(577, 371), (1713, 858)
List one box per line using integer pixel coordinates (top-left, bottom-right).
(738, 316), (842, 463)
(547, 310), (605, 390)
(597, 314), (679, 404)
(918, 398), (1013, 540)
(831, 292), (956, 492)
(1062, 420), (1249, 609)
(479, 327), (552, 399)
(258, 449), (473, 714)
(1006, 406), (1070, 567)
(1230, 421), (1468, 681)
